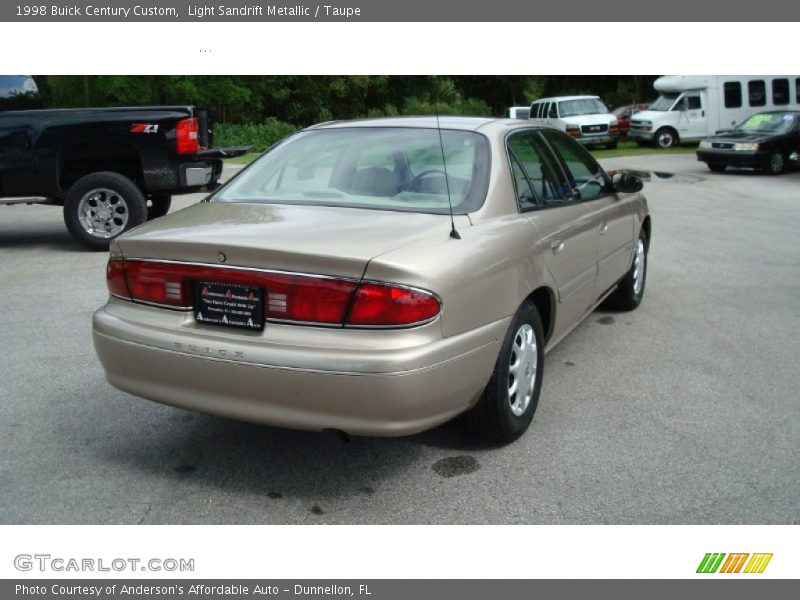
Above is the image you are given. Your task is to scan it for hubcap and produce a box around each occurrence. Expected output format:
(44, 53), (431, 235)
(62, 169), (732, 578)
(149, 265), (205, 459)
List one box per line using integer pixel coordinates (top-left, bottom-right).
(658, 133), (673, 148)
(77, 188), (129, 239)
(507, 323), (537, 417)
(632, 238), (645, 296)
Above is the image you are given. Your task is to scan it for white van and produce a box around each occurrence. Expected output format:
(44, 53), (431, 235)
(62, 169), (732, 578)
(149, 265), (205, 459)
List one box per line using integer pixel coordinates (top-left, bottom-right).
(529, 95), (619, 149)
(630, 75), (800, 148)
(506, 106), (530, 119)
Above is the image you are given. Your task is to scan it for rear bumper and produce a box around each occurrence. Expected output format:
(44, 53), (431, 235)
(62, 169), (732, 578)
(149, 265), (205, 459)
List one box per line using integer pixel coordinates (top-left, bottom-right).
(696, 150), (769, 169)
(92, 300), (507, 436)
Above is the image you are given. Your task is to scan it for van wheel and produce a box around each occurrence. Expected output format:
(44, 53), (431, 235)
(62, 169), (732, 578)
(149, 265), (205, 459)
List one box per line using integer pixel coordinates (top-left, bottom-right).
(147, 194), (172, 220)
(63, 171), (147, 251)
(466, 300), (544, 443)
(767, 151), (785, 174)
(654, 128), (678, 149)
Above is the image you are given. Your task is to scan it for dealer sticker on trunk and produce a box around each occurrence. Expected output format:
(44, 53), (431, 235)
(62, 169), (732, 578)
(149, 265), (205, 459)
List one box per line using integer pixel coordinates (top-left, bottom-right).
(195, 281), (264, 331)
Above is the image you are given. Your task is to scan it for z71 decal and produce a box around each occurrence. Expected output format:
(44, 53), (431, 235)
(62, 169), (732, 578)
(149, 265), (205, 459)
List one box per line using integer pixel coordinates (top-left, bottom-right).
(130, 123), (159, 134)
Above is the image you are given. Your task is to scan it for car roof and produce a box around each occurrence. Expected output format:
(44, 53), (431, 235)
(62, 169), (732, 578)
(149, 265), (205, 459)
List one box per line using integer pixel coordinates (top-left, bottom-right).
(306, 116), (546, 137)
(310, 115), (498, 132)
(750, 109), (800, 115)
(532, 95), (600, 103)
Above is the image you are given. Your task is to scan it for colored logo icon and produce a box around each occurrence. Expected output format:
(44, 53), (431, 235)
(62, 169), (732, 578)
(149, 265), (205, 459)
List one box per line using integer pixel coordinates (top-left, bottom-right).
(696, 553), (773, 574)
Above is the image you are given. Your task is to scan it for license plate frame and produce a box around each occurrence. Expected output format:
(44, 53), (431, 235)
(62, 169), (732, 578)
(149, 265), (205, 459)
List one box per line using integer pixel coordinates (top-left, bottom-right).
(194, 281), (265, 331)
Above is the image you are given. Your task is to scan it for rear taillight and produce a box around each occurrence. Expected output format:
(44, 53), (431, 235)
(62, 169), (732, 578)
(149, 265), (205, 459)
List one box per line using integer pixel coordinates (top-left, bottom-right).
(347, 283), (441, 326)
(176, 117), (199, 154)
(105, 259), (441, 328)
(106, 258), (129, 298)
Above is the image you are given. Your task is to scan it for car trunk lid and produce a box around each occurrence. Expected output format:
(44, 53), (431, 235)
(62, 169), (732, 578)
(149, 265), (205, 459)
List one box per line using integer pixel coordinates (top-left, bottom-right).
(115, 201), (466, 279)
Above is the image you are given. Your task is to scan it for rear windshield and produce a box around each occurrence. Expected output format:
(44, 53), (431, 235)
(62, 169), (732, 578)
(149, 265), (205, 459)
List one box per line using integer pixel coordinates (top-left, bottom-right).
(213, 127), (491, 215)
(737, 112), (798, 135)
(558, 98), (609, 117)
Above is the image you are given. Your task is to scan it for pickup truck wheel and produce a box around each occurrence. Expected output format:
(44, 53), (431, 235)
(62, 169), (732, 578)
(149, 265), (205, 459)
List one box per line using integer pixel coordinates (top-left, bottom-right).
(466, 299), (544, 443)
(606, 140), (618, 150)
(147, 195), (172, 220)
(63, 172), (147, 251)
(604, 230), (648, 311)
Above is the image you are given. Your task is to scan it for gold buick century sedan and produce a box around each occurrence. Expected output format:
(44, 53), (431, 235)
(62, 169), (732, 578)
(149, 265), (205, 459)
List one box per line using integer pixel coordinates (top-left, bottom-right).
(92, 117), (651, 442)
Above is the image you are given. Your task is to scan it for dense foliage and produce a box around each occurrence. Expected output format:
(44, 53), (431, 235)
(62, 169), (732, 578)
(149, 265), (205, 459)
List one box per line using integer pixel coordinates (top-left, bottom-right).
(35, 75), (657, 149)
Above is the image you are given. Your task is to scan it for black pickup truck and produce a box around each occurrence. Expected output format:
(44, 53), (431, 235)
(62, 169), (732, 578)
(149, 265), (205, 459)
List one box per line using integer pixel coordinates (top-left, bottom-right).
(0, 76), (249, 249)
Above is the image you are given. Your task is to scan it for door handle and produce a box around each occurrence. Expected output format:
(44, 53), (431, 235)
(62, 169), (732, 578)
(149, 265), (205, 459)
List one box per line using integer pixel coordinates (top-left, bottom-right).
(599, 223), (608, 235)
(550, 239), (565, 254)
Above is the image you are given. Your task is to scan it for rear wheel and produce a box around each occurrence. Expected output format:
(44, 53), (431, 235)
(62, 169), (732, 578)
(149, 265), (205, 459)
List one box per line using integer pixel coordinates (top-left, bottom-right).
(605, 229), (648, 311)
(767, 151), (785, 174)
(63, 171), (147, 251)
(147, 194), (172, 220)
(466, 300), (544, 443)
(707, 162), (727, 173)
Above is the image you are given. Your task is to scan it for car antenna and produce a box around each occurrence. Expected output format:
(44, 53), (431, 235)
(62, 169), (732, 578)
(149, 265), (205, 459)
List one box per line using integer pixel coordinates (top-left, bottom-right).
(433, 85), (461, 240)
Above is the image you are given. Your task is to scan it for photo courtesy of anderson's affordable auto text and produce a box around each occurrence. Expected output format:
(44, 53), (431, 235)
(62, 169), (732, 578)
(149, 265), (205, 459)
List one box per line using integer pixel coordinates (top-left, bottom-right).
(0, 0), (798, 595)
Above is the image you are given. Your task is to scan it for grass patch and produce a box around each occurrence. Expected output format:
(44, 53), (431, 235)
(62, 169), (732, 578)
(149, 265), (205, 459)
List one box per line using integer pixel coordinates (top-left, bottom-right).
(590, 140), (698, 159)
(225, 151), (262, 165)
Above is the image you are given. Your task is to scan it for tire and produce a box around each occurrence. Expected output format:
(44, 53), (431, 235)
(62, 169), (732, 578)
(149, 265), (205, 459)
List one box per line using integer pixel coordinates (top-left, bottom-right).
(63, 171), (147, 251)
(466, 300), (545, 443)
(654, 128), (678, 149)
(147, 194), (172, 220)
(604, 229), (648, 311)
(636, 140), (650, 147)
(606, 140), (618, 150)
(707, 162), (727, 173)
(767, 151), (785, 175)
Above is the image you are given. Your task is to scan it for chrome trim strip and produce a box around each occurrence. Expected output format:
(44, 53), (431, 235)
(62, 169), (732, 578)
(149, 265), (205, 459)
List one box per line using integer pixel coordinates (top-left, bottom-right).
(116, 258), (444, 329)
(123, 257), (363, 283)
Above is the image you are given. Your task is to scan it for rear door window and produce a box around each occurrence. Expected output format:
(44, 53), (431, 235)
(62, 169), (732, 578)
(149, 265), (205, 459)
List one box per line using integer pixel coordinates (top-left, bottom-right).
(507, 130), (572, 210)
(541, 129), (608, 202)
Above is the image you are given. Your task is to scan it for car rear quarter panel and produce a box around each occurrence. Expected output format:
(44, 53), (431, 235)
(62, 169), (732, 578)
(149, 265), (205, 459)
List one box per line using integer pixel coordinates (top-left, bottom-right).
(365, 126), (557, 340)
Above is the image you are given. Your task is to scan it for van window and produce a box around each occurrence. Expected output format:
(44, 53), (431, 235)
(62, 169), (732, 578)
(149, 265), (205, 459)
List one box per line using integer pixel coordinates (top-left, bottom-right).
(687, 95), (702, 110)
(535, 103), (543, 119)
(723, 82), (742, 108)
(748, 80), (766, 107)
(772, 79), (789, 106)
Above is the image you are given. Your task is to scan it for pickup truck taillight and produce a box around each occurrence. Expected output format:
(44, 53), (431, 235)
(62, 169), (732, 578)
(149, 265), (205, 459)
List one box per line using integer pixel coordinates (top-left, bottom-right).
(106, 259), (441, 327)
(176, 117), (200, 154)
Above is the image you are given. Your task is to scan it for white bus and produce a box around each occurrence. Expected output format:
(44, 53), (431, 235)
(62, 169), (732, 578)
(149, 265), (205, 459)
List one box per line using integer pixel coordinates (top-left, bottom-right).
(629, 75), (800, 148)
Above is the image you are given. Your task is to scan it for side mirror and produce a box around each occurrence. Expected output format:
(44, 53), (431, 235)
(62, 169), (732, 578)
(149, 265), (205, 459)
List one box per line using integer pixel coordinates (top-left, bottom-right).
(612, 172), (644, 194)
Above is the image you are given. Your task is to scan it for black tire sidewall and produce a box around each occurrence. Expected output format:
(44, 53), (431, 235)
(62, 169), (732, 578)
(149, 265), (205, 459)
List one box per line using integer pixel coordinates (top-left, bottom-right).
(147, 194), (172, 220)
(768, 151), (784, 175)
(482, 301), (545, 441)
(63, 171), (147, 251)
